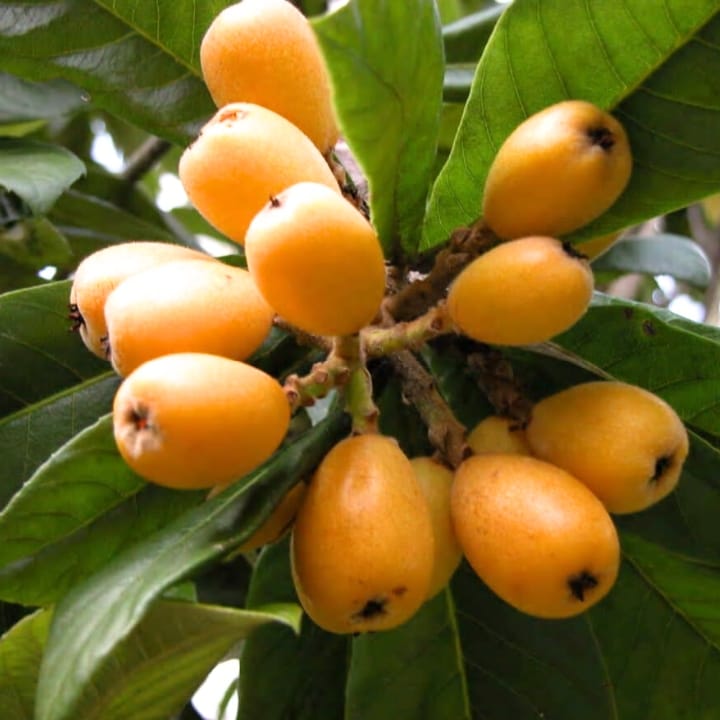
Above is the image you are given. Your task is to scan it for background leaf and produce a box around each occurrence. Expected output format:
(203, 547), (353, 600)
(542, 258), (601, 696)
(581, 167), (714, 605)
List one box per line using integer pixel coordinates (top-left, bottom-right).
(0, 0), (215, 145)
(0, 72), (85, 124)
(0, 138), (84, 216)
(314, 0), (445, 257)
(591, 235), (712, 287)
(423, 0), (720, 252)
(0, 609), (50, 720)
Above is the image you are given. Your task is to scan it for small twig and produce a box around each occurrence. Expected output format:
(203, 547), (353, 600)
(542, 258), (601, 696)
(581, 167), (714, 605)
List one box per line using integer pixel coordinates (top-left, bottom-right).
(121, 137), (172, 185)
(384, 218), (497, 321)
(389, 351), (468, 468)
(363, 302), (454, 357)
(346, 366), (380, 434)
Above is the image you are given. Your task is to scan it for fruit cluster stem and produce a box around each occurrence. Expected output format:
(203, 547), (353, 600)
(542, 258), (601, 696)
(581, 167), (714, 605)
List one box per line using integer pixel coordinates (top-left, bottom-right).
(389, 351), (469, 468)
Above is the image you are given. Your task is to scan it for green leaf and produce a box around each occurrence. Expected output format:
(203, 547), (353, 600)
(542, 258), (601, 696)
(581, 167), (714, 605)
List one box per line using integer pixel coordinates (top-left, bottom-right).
(0, 1), (216, 145)
(0, 280), (108, 417)
(590, 535), (720, 719)
(0, 609), (51, 720)
(423, 0), (720, 252)
(552, 294), (720, 438)
(50, 599), (300, 720)
(0, 72), (85, 124)
(346, 591), (471, 720)
(442, 5), (505, 62)
(0, 372), (119, 509)
(238, 538), (349, 720)
(35, 411), (347, 720)
(0, 414), (202, 606)
(0, 217), (72, 271)
(0, 138), (84, 216)
(591, 235), (712, 288)
(313, 0), (445, 258)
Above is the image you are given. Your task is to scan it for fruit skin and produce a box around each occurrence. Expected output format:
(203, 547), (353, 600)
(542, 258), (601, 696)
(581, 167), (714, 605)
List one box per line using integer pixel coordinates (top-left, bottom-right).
(245, 182), (386, 336)
(575, 230), (623, 261)
(200, 0), (339, 153)
(291, 434), (434, 634)
(526, 381), (689, 514)
(447, 236), (593, 346)
(104, 259), (274, 377)
(467, 415), (531, 456)
(451, 454), (620, 619)
(113, 353), (290, 489)
(178, 103), (340, 245)
(69, 241), (213, 358)
(482, 100), (632, 239)
(410, 457), (463, 598)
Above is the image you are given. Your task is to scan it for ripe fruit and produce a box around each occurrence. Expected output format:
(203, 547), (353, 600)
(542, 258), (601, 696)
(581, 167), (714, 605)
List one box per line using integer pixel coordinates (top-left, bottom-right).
(526, 381), (689, 514)
(410, 457), (462, 598)
(451, 454), (620, 618)
(104, 259), (273, 377)
(482, 100), (632, 239)
(291, 434), (434, 634)
(69, 241), (213, 358)
(113, 353), (290, 489)
(200, 0), (339, 153)
(245, 182), (386, 336)
(575, 230), (623, 261)
(467, 415), (531, 456)
(447, 236), (593, 345)
(178, 103), (340, 245)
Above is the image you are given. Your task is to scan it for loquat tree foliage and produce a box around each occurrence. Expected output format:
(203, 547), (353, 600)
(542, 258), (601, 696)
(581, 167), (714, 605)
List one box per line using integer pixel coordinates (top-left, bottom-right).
(1, 1), (720, 719)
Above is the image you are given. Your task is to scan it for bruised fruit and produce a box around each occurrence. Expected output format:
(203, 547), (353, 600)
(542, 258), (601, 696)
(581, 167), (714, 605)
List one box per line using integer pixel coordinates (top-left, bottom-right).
(451, 454), (620, 618)
(410, 457), (463, 598)
(178, 103), (340, 245)
(245, 182), (386, 336)
(113, 353), (290, 489)
(291, 434), (434, 633)
(200, 0), (339, 153)
(467, 415), (531, 456)
(482, 100), (632, 239)
(527, 381), (689, 514)
(447, 236), (593, 345)
(105, 259), (273, 377)
(69, 241), (213, 358)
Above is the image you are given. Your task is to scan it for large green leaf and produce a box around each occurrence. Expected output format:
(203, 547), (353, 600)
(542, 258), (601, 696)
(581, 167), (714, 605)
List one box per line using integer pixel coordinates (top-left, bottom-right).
(0, 415), (203, 606)
(0, 609), (50, 720)
(314, 0), (445, 257)
(0, 138), (84, 216)
(35, 411), (347, 720)
(0, 373), (119, 508)
(238, 538), (349, 720)
(0, 217), (72, 271)
(0, 1), (216, 145)
(0, 280), (108, 417)
(346, 591), (470, 720)
(0, 72), (85, 124)
(423, 0), (720, 251)
(50, 599), (300, 720)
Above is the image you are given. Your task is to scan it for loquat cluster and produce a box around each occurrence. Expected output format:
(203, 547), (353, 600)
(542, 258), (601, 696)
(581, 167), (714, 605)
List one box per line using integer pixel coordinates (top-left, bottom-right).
(66, 0), (690, 633)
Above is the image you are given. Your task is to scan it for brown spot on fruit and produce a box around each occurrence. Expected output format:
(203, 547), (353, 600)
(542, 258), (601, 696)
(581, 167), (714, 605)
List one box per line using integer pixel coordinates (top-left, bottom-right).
(392, 586), (408, 597)
(354, 597), (388, 622)
(568, 570), (599, 602)
(587, 126), (615, 151)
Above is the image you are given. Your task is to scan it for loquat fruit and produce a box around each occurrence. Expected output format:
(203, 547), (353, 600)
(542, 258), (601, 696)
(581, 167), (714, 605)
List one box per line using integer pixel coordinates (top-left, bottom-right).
(69, 241), (214, 359)
(526, 381), (689, 514)
(245, 182), (386, 336)
(447, 236), (593, 346)
(113, 353), (290, 489)
(291, 434), (434, 634)
(451, 454), (620, 618)
(467, 415), (531, 456)
(104, 259), (274, 377)
(482, 100), (632, 239)
(178, 103), (340, 245)
(200, 0), (339, 153)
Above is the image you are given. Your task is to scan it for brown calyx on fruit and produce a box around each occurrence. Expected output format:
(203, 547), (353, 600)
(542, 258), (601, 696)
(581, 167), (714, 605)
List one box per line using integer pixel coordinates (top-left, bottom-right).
(119, 400), (161, 456)
(268, 195), (281, 209)
(587, 125), (615, 151)
(568, 570), (599, 602)
(651, 454), (673, 484)
(68, 303), (84, 332)
(353, 596), (389, 622)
